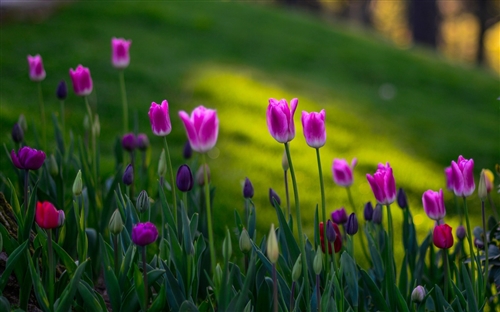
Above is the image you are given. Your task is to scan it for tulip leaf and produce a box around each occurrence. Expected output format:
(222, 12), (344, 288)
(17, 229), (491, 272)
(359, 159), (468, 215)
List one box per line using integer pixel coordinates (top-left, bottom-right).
(181, 207), (194, 255)
(54, 259), (88, 312)
(314, 205), (319, 249)
(359, 269), (388, 311)
(26, 248), (50, 312)
(121, 285), (140, 312)
(148, 282), (167, 312)
(158, 181), (176, 234)
(461, 263), (478, 312)
(189, 213), (199, 239)
(340, 252), (358, 308)
(101, 165), (123, 232)
(161, 260), (185, 311)
(0, 240), (28, 292)
(179, 300), (199, 312)
(394, 286), (410, 312)
(364, 227), (384, 282)
(7, 179), (23, 230)
(21, 182), (38, 243)
(99, 235), (121, 312)
(120, 244), (137, 287)
(134, 263), (146, 312)
(273, 197), (300, 265)
(77, 280), (105, 312)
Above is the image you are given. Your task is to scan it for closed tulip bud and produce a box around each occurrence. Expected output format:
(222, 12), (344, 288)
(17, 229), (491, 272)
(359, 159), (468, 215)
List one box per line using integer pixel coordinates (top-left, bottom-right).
(109, 209), (124, 235)
(131, 222), (158, 246)
(301, 109), (326, 148)
(266, 98), (298, 143)
(331, 207), (347, 224)
(313, 248), (323, 275)
(422, 189), (446, 222)
(183, 141), (192, 159)
(176, 165), (193, 192)
(450, 155), (475, 197)
(93, 115), (100, 137)
(11, 123), (24, 143)
(136, 190), (150, 213)
(411, 285), (426, 303)
(136, 133), (149, 151)
(48, 154), (58, 177)
(196, 164), (210, 186)
(69, 65), (93, 96)
(332, 158), (356, 187)
(326, 220), (336, 242)
(27, 54), (46, 81)
(366, 162), (396, 205)
(122, 133), (137, 151)
(364, 202), (374, 221)
(397, 188), (408, 209)
(267, 224), (279, 264)
(483, 169), (494, 193)
(111, 37), (132, 69)
(292, 255), (302, 281)
(222, 228), (232, 261)
(239, 228), (252, 254)
(269, 188), (281, 207)
(158, 149), (167, 177)
(123, 164), (134, 186)
(281, 150), (289, 171)
(320, 221), (342, 254)
(372, 204), (383, 224)
(474, 238), (484, 250)
(18, 114), (28, 132)
(433, 224), (454, 249)
(456, 225), (466, 240)
(478, 169), (487, 201)
(73, 170), (83, 196)
(243, 177), (254, 199)
(214, 264), (223, 288)
(346, 213), (358, 235)
(36, 201), (65, 229)
(56, 80), (67, 100)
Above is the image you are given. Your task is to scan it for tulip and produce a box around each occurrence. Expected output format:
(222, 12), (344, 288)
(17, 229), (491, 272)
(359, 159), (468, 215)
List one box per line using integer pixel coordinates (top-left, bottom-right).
(69, 65), (93, 96)
(176, 165), (193, 192)
(18, 114), (28, 132)
(366, 162), (396, 205)
(411, 285), (426, 303)
(326, 220), (337, 242)
(11, 146), (46, 171)
(483, 169), (494, 193)
(73, 170), (83, 196)
(346, 213), (358, 235)
(48, 154), (58, 177)
(123, 164), (134, 185)
(363, 202), (374, 221)
(397, 188), (408, 209)
(27, 54), (46, 81)
(331, 207), (347, 225)
(266, 98), (298, 143)
(179, 106), (219, 153)
(313, 248), (323, 275)
(422, 189), (446, 221)
(183, 141), (192, 159)
(292, 255), (302, 281)
(148, 100), (172, 136)
(137, 133), (149, 151)
(332, 158), (356, 187)
(269, 188), (281, 207)
(109, 209), (124, 235)
(444, 166), (453, 191)
(11, 123), (24, 143)
(319, 221), (342, 254)
(136, 190), (150, 213)
(131, 222), (158, 246)
(36, 201), (65, 229)
(372, 204), (383, 224)
(56, 80), (67, 100)
(122, 133), (137, 151)
(301, 109), (326, 148)
(450, 155), (475, 197)
(267, 224), (279, 264)
(111, 37), (132, 69)
(243, 177), (254, 199)
(239, 228), (251, 254)
(456, 225), (466, 241)
(433, 224), (454, 249)
(478, 170), (488, 201)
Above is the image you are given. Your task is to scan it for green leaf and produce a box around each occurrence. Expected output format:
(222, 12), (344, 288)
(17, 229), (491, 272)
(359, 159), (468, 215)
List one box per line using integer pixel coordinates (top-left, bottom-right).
(273, 197), (300, 265)
(26, 249), (50, 312)
(134, 263), (146, 312)
(121, 286), (140, 312)
(51, 239), (77, 276)
(359, 269), (388, 311)
(340, 252), (358, 308)
(148, 282), (167, 312)
(119, 244), (137, 287)
(179, 300), (199, 312)
(461, 263), (478, 312)
(77, 280), (103, 312)
(0, 240), (28, 292)
(364, 227), (384, 282)
(99, 235), (121, 312)
(54, 259), (88, 312)
(0, 295), (11, 312)
(181, 207), (194, 255)
(394, 286), (410, 312)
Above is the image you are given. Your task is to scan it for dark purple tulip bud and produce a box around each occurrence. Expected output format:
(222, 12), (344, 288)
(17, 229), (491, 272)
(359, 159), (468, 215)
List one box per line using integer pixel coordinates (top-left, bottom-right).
(11, 123), (24, 143)
(243, 177), (254, 199)
(456, 225), (466, 241)
(269, 188), (281, 207)
(326, 220), (337, 242)
(122, 133), (136, 152)
(331, 207), (348, 225)
(474, 238), (484, 250)
(136, 133), (149, 151)
(123, 164), (134, 185)
(10, 146), (46, 170)
(364, 202), (374, 221)
(176, 164), (193, 192)
(131, 222), (158, 246)
(183, 141), (192, 159)
(372, 204), (383, 224)
(56, 80), (67, 100)
(397, 188), (408, 209)
(346, 213), (358, 235)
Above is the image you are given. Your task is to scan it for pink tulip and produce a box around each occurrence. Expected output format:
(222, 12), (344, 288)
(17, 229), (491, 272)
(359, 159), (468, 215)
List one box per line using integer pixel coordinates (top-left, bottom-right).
(36, 201), (65, 229)
(69, 65), (93, 96)
(301, 109), (326, 148)
(148, 100), (172, 136)
(433, 224), (453, 249)
(444, 166), (453, 191)
(111, 37), (132, 69)
(179, 106), (219, 153)
(422, 189), (446, 221)
(366, 162), (396, 205)
(11, 146), (46, 171)
(450, 155), (475, 197)
(266, 98), (298, 143)
(332, 158), (357, 187)
(27, 54), (46, 81)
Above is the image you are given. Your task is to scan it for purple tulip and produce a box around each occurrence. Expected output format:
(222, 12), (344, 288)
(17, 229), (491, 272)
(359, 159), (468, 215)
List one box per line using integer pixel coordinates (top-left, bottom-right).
(176, 164), (193, 192)
(363, 202), (374, 221)
(456, 225), (466, 241)
(366, 162), (396, 205)
(450, 155), (475, 197)
(397, 188), (408, 209)
(301, 109), (326, 148)
(149, 100), (172, 136)
(27, 54), (46, 81)
(131, 222), (158, 246)
(266, 98), (298, 143)
(183, 141), (192, 159)
(269, 188), (281, 207)
(123, 164), (134, 185)
(179, 106), (219, 153)
(326, 220), (337, 242)
(11, 146), (46, 170)
(372, 204), (383, 224)
(111, 37), (132, 69)
(332, 158), (356, 187)
(69, 65), (93, 96)
(243, 177), (254, 199)
(422, 189), (446, 221)
(56, 80), (67, 100)
(346, 213), (358, 235)
(122, 133), (137, 151)
(331, 207), (347, 225)
(444, 166), (453, 191)
(433, 224), (453, 249)
(136, 133), (149, 151)
(11, 123), (24, 143)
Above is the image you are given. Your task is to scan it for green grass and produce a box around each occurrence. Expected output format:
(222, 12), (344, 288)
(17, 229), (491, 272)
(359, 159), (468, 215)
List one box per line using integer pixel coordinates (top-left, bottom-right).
(1, 1), (498, 250)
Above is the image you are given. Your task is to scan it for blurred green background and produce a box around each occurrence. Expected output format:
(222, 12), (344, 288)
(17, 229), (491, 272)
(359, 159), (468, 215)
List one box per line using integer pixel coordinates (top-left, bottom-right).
(0, 1), (498, 254)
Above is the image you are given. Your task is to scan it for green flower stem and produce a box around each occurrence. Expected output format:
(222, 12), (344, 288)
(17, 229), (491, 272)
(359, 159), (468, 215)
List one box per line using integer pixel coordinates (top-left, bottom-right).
(386, 203), (396, 309)
(202, 154), (216, 275)
(60, 99), (65, 144)
(284, 170), (290, 218)
(113, 234), (120, 276)
(119, 71), (129, 134)
(463, 196), (476, 295)
(24, 170), (29, 213)
(481, 199), (489, 296)
(142, 246), (149, 309)
(84, 96), (97, 183)
(346, 187), (371, 265)
(163, 137), (178, 227)
(290, 281), (296, 312)
(47, 229), (55, 310)
(37, 82), (46, 149)
(444, 248), (449, 301)
(316, 273), (321, 312)
(284, 142), (310, 311)
(386, 204), (394, 260)
(315, 148), (327, 271)
(272, 263), (278, 312)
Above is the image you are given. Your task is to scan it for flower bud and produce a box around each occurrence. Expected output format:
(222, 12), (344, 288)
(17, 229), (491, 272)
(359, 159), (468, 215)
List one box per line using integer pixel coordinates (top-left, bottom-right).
(222, 228), (232, 261)
(243, 177), (254, 199)
(372, 204), (383, 224)
(456, 225), (466, 241)
(346, 213), (358, 235)
(73, 170), (83, 196)
(239, 228), (252, 254)
(123, 164), (134, 186)
(183, 141), (192, 159)
(136, 190), (150, 213)
(122, 133), (137, 152)
(56, 80), (67, 100)
(176, 165), (193, 192)
(281, 150), (289, 171)
(48, 154), (58, 177)
(109, 209), (124, 235)
(196, 164), (210, 186)
(363, 202), (373, 221)
(331, 207), (347, 224)
(136, 133), (149, 151)
(158, 149), (167, 177)
(397, 188), (408, 209)
(433, 224), (454, 249)
(411, 285), (426, 303)
(292, 255), (302, 281)
(269, 188), (281, 207)
(474, 238), (484, 250)
(326, 220), (336, 242)
(214, 264), (223, 288)
(18, 114), (28, 132)
(11, 123), (24, 143)
(266, 224), (279, 264)
(478, 169), (487, 201)
(313, 248), (323, 275)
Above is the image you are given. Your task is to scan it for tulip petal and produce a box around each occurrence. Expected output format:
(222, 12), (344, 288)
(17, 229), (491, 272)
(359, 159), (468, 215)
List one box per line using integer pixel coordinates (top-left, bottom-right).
(198, 109), (219, 152)
(462, 159), (475, 196)
(10, 149), (22, 169)
(451, 161), (464, 196)
(179, 111), (200, 152)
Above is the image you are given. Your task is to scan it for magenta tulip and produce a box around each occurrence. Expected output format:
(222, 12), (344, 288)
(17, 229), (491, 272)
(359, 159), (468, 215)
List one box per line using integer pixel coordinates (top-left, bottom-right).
(450, 155), (475, 197)
(332, 158), (357, 187)
(69, 65), (93, 96)
(148, 100), (172, 136)
(433, 224), (454, 249)
(179, 106), (219, 153)
(27, 54), (46, 81)
(266, 98), (298, 143)
(331, 207), (348, 224)
(11, 146), (46, 170)
(366, 162), (396, 205)
(132, 222), (158, 246)
(36, 201), (65, 229)
(301, 109), (326, 148)
(111, 37), (132, 69)
(422, 189), (446, 221)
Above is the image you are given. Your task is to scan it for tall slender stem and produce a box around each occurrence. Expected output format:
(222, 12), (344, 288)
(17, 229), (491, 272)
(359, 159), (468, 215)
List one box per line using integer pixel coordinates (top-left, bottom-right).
(47, 229), (55, 310)
(284, 142), (310, 311)
(163, 137), (178, 227)
(347, 187), (371, 265)
(272, 263), (278, 312)
(444, 249), (449, 301)
(113, 234), (120, 276)
(290, 281), (296, 312)
(142, 246), (148, 309)
(37, 82), (46, 149)
(463, 196), (476, 295)
(481, 200), (489, 296)
(202, 154), (216, 275)
(284, 170), (290, 218)
(315, 149), (327, 267)
(119, 71), (129, 134)
(24, 170), (29, 213)
(316, 273), (321, 312)
(84, 96), (97, 183)
(386, 204), (394, 259)
(60, 100), (65, 145)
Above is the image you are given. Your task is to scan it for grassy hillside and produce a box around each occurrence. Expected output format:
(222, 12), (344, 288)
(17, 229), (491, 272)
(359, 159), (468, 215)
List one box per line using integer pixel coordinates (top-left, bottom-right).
(1, 1), (498, 247)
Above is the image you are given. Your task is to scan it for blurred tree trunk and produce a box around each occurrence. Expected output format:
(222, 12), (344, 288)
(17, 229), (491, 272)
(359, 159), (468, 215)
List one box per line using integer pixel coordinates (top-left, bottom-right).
(476, 0), (488, 64)
(276, 0), (322, 12)
(409, 0), (439, 48)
